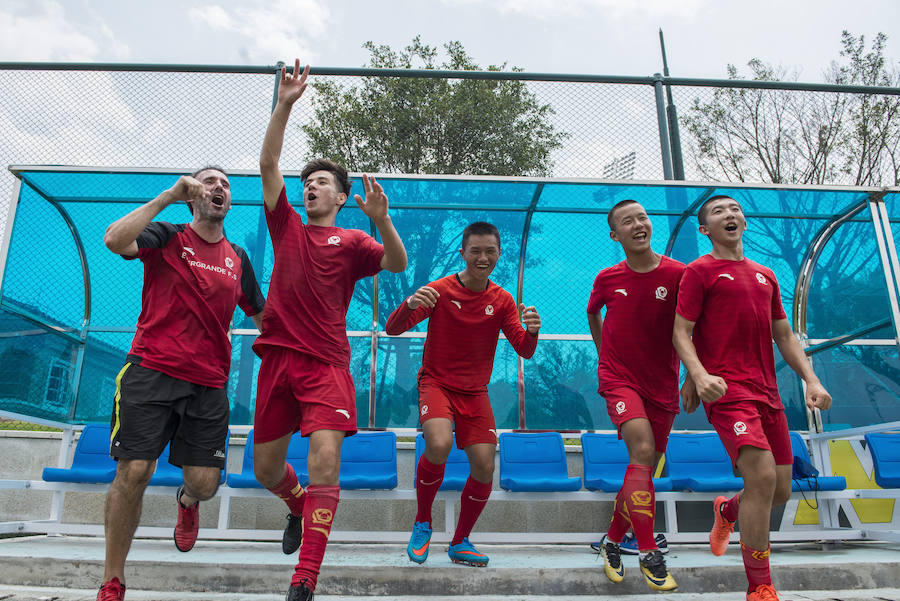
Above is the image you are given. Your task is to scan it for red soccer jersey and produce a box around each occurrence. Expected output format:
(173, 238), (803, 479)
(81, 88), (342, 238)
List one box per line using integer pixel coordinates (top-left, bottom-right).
(127, 222), (265, 388)
(384, 274), (538, 394)
(252, 186), (385, 367)
(586, 255), (685, 410)
(675, 254), (788, 408)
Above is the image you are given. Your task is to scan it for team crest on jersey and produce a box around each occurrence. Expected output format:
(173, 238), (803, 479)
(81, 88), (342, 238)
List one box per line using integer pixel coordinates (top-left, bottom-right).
(224, 256), (234, 269)
(733, 421), (748, 435)
(615, 401), (627, 415)
(755, 272), (768, 285)
(421, 404), (428, 416)
(655, 286), (667, 300)
(485, 304), (494, 316)
(327, 235), (341, 246)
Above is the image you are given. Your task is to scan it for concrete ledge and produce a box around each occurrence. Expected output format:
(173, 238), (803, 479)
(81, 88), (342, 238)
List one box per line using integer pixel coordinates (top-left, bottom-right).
(1, 536), (898, 596)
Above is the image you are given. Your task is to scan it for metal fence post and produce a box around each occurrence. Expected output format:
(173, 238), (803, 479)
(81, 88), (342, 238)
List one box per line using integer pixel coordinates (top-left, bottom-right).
(653, 74), (674, 180)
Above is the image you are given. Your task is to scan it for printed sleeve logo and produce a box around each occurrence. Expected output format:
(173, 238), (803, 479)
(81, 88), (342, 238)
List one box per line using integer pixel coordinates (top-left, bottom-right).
(615, 401), (627, 415)
(614, 288), (628, 296)
(655, 286), (668, 300)
(224, 256), (234, 269)
(327, 235), (341, 246)
(755, 272), (768, 285)
(717, 273), (734, 281)
(485, 304), (494, 315)
(733, 421), (747, 436)
(450, 300), (461, 309)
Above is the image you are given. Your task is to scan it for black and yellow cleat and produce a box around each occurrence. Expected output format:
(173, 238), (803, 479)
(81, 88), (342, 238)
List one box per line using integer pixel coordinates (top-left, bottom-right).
(601, 539), (625, 583)
(639, 549), (677, 591)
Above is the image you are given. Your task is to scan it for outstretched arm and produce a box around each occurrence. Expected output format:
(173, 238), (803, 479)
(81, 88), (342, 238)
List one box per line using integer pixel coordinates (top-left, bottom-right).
(355, 174), (407, 272)
(772, 318), (832, 411)
(260, 58), (310, 212)
(672, 314), (727, 406)
(103, 176), (206, 256)
(384, 285), (437, 335)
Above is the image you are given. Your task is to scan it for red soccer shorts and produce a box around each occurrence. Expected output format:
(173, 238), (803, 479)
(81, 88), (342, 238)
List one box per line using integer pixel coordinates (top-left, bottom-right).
(254, 346), (357, 443)
(705, 399), (791, 465)
(418, 375), (497, 448)
(601, 386), (677, 453)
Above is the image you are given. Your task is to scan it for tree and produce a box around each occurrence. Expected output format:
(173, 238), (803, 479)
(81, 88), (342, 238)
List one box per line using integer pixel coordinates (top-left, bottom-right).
(683, 31), (900, 187)
(302, 36), (565, 176)
(300, 38), (566, 427)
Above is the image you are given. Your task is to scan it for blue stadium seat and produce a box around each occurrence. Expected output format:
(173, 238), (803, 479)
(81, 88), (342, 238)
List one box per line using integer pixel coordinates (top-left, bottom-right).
(865, 432), (900, 488)
(226, 430), (310, 489)
(150, 435), (230, 486)
(414, 433), (470, 490)
(42, 423), (117, 483)
(789, 431), (846, 492)
(580, 433), (673, 492)
(665, 432), (744, 492)
(340, 431), (397, 490)
(499, 432), (581, 492)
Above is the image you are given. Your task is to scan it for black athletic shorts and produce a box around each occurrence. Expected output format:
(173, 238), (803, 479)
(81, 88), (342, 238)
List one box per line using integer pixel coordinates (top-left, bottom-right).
(109, 358), (229, 468)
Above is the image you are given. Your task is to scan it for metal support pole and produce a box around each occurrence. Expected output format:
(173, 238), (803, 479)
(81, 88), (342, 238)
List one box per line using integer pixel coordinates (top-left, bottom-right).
(515, 184), (543, 429)
(653, 74), (674, 180)
(659, 30), (685, 180)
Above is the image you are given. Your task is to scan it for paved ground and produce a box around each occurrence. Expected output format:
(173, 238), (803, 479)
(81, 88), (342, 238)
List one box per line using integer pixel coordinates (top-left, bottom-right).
(0, 535), (898, 599)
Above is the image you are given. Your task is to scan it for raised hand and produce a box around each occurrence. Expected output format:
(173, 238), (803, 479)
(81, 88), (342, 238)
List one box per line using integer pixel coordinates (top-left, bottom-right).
(354, 174), (388, 222)
(805, 381), (832, 411)
(407, 286), (440, 310)
(519, 303), (541, 334)
(168, 175), (207, 206)
(278, 58), (310, 106)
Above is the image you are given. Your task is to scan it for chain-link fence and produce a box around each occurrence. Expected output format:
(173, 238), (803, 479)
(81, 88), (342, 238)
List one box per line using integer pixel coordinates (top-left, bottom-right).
(1, 63), (899, 431)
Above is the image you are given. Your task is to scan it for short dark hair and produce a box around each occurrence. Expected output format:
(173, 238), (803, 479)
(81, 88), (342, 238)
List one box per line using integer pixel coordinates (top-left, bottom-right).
(461, 221), (501, 250)
(697, 194), (739, 225)
(187, 166), (228, 215)
(301, 158), (351, 196)
(607, 199), (639, 230)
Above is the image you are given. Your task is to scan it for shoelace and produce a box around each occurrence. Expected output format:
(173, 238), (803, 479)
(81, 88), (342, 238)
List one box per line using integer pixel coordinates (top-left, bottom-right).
(643, 552), (667, 577)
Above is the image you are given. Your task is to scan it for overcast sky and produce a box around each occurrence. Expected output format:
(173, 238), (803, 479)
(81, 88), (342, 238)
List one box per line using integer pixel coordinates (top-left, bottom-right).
(1, 0), (898, 81)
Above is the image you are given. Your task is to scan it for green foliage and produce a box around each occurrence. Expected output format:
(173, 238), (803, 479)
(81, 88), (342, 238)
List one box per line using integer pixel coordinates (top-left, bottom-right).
(302, 36), (565, 176)
(683, 31), (900, 187)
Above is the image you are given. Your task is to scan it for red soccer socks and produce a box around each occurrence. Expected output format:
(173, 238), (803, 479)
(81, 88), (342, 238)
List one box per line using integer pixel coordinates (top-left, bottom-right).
(291, 484), (340, 591)
(415, 455), (446, 524)
(451, 477), (492, 546)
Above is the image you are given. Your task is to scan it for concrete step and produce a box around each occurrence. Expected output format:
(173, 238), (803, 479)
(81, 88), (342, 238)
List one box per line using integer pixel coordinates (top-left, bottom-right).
(0, 535), (898, 597)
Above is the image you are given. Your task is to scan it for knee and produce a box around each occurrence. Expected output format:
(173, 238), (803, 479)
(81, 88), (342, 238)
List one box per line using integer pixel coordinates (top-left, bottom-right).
(185, 478), (219, 501)
(746, 465), (777, 495)
(630, 439), (656, 467)
(469, 457), (495, 483)
(308, 446), (341, 484)
(423, 436), (453, 464)
(773, 480), (792, 505)
(254, 461), (285, 489)
(115, 459), (155, 488)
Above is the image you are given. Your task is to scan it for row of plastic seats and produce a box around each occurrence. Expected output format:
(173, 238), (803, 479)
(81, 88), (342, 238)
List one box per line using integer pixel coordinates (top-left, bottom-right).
(42, 423), (228, 486)
(42, 425), (900, 493)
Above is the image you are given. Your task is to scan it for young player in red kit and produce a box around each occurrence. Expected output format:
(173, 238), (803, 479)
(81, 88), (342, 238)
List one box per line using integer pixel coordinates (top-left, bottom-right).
(586, 200), (681, 592)
(97, 168), (265, 601)
(672, 195), (832, 601)
(385, 221), (541, 567)
(252, 60), (408, 601)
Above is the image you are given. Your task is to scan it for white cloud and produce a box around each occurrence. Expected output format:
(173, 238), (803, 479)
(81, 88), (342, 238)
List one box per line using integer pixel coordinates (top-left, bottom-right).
(0, 1), (129, 61)
(444, 0), (707, 20)
(188, 0), (329, 63)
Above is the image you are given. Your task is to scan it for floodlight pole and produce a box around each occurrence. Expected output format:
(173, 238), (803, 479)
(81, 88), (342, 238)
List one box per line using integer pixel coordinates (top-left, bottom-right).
(659, 30), (685, 180)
